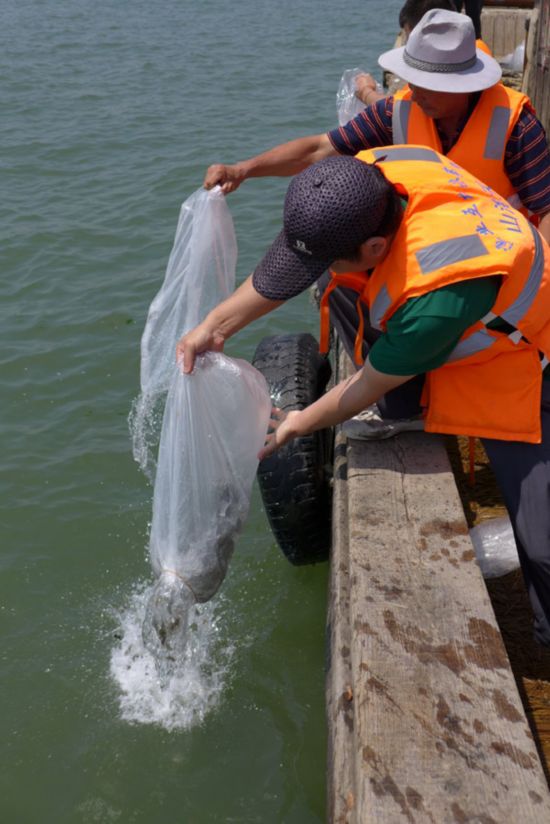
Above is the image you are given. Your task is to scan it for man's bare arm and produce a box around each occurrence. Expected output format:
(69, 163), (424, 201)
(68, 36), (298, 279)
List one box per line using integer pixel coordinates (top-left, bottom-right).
(204, 133), (337, 194)
(259, 360), (414, 458)
(176, 275), (284, 373)
(354, 73), (385, 106)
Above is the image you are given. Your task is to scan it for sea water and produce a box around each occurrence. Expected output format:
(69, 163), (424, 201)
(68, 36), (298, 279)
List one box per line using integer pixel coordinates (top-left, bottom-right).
(1, 1), (402, 821)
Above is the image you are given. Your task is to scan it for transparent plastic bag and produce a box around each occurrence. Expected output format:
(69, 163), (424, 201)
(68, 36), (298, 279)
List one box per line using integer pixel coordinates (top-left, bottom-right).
(469, 516), (520, 578)
(133, 187), (271, 657)
(131, 187), (237, 479)
(140, 187), (237, 398)
(149, 352), (271, 601)
(500, 42), (525, 73)
(336, 67), (382, 126)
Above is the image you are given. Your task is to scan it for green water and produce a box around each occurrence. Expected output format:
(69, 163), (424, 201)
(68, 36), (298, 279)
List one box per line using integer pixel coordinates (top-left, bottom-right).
(2, 1), (401, 821)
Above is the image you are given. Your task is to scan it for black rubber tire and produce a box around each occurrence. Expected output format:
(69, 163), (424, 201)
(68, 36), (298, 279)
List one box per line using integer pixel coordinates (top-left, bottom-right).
(252, 333), (333, 565)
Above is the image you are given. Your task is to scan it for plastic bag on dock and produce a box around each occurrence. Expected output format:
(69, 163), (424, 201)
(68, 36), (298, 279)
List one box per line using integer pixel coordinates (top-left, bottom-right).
(135, 187), (271, 657)
(469, 516), (520, 579)
(336, 67), (382, 126)
(500, 42), (525, 73)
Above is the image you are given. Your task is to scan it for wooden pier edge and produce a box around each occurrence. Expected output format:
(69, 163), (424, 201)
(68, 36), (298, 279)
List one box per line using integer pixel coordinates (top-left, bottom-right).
(326, 353), (550, 823)
(524, 0), (550, 137)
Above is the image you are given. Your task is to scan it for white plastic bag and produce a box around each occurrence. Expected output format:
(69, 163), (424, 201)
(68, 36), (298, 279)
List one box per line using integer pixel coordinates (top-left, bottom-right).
(469, 516), (520, 578)
(131, 187), (238, 480)
(500, 42), (525, 73)
(140, 187), (237, 397)
(149, 351), (271, 601)
(336, 67), (382, 126)
(133, 187), (271, 656)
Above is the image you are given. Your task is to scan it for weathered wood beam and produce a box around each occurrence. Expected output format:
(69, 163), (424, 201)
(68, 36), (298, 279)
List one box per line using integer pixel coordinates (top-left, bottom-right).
(326, 356), (550, 823)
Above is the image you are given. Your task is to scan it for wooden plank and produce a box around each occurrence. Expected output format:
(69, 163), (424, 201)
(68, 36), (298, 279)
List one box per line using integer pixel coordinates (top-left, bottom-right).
(484, 0), (534, 7)
(326, 353), (550, 822)
(326, 428), (356, 823)
(522, 5), (539, 95)
(525, 0), (550, 137)
(481, 7), (530, 58)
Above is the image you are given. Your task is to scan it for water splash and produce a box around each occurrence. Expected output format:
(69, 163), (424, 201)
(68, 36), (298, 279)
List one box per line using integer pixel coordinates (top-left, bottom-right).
(109, 582), (234, 731)
(128, 392), (166, 482)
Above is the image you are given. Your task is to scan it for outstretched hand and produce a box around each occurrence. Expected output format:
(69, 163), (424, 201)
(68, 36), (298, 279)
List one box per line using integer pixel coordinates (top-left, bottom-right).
(354, 72), (382, 105)
(258, 407), (302, 460)
(203, 163), (246, 195)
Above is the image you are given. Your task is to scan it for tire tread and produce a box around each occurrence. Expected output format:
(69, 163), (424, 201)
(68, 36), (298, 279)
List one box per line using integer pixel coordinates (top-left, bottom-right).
(253, 333), (333, 565)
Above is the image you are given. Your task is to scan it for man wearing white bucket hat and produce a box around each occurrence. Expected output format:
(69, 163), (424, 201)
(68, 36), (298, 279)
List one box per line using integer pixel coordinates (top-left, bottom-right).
(354, 0), (461, 106)
(377, 6), (500, 92)
(205, 10), (550, 245)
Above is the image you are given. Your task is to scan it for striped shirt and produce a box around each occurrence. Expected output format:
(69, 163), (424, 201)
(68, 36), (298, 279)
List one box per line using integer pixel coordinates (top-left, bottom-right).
(328, 95), (550, 216)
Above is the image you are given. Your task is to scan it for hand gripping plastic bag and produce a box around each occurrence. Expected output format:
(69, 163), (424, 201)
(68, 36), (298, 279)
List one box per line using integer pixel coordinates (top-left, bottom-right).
(336, 67), (382, 126)
(133, 187), (271, 657)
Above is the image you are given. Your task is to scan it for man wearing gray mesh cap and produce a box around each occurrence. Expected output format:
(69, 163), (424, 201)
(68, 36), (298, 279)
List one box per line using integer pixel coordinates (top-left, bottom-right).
(178, 151), (550, 648)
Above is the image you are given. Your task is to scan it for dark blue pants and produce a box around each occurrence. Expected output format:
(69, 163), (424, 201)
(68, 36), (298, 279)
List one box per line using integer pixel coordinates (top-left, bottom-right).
(452, 0), (483, 39)
(318, 272), (550, 646)
(482, 382), (550, 647)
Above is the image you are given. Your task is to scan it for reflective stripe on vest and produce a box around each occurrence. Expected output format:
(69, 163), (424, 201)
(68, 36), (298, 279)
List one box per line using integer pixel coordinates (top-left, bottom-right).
(484, 106), (511, 160)
(393, 99), (412, 145)
(370, 284), (391, 332)
(446, 328), (497, 362)
(500, 222), (545, 327)
(371, 234), (491, 330)
(371, 146), (442, 164)
(446, 223), (545, 362)
(416, 234), (489, 275)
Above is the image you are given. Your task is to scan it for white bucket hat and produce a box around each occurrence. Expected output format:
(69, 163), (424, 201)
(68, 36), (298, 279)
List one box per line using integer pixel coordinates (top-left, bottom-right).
(378, 9), (502, 93)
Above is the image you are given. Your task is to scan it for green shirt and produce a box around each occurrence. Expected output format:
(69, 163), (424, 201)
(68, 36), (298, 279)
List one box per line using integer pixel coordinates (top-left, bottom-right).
(369, 276), (500, 375)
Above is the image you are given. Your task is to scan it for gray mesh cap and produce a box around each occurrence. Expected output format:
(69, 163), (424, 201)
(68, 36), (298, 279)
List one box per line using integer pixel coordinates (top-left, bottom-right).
(253, 156), (393, 300)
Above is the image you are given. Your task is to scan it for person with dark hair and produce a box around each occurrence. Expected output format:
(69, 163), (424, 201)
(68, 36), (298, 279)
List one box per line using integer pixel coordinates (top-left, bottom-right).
(452, 0), (483, 38)
(399, 0), (456, 32)
(178, 151), (550, 649)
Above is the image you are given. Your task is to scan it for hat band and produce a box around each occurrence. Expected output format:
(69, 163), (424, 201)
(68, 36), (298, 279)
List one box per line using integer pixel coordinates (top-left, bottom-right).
(403, 49), (476, 74)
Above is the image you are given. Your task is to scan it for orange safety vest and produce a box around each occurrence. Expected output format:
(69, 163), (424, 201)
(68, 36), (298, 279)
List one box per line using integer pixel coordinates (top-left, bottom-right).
(392, 83), (534, 212)
(475, 39), (493, 57)
(319, 146), (550, 443)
